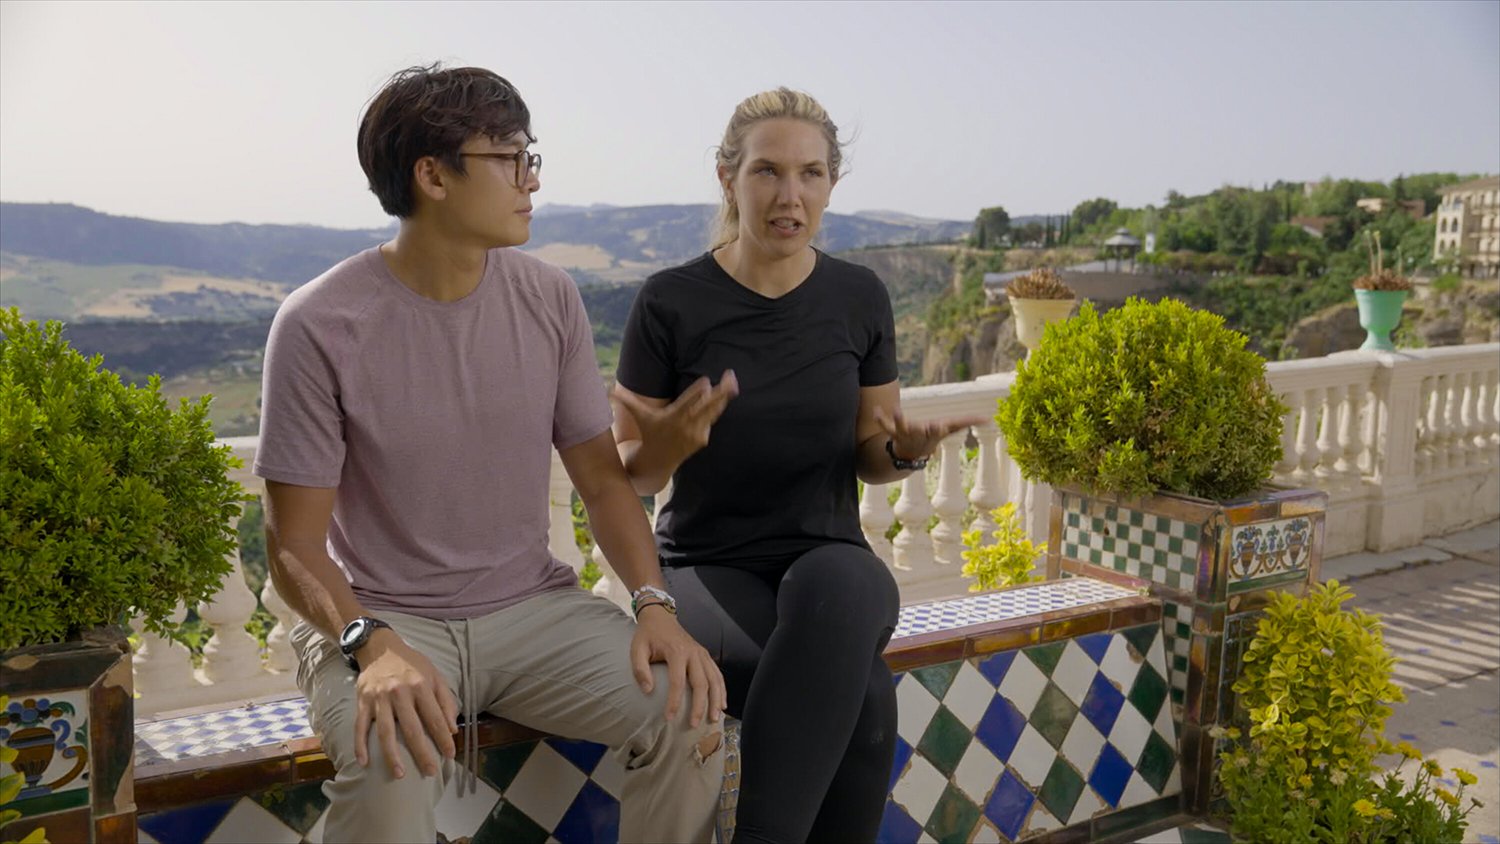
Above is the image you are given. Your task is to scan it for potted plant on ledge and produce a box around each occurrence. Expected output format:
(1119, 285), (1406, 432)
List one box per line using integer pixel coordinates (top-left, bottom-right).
(1352, 232), (1413, 352)
(1004, 267), (1077, 355)
(0, 308), (245, 843)
(995, 296), (1327, 814)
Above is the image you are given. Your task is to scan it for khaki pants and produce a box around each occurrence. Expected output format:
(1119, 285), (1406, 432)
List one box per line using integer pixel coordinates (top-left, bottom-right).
(292, 587), (724, 844)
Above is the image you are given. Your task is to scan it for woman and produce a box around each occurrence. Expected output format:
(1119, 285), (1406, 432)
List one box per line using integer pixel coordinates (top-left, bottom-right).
(611, 88), (981, 843)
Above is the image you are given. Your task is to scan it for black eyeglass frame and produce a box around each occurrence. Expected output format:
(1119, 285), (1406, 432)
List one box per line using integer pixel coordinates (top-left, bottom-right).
(459, 150), (542, 185)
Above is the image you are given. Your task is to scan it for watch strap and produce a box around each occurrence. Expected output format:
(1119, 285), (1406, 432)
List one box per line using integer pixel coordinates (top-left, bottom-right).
(886, 438), (929, 471)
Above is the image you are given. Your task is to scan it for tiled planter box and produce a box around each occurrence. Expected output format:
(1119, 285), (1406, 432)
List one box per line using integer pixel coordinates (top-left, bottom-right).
(0, 626), (136, 843)
(1045, 485), (1327, 813)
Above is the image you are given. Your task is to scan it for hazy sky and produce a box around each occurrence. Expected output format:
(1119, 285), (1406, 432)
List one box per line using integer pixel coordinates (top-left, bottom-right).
(2, 0), (1497, 230)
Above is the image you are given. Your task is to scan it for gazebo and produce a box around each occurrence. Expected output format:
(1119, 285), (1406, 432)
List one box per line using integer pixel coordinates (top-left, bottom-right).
(1103, 227), (1141, 272)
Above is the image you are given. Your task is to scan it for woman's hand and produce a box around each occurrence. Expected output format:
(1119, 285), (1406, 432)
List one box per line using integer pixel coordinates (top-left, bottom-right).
(614, 372), (739, 465)
(873, 405), (986, 463)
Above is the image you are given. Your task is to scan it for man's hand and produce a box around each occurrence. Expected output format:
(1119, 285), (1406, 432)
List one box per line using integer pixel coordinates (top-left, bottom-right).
(873, 405), (987, 463)
(613, 371), (739, 464)
(353, 630), (459, 779)
(629, 607), (727, 728)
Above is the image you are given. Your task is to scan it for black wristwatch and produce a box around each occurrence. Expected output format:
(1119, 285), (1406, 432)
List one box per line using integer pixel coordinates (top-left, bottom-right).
(339, 616), (393, 670)
(886, 438), (930, 471)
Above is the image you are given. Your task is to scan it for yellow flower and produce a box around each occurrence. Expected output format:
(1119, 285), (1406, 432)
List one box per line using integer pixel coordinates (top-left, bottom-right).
(1455, 768), (1478, 786)
(1378, 808), (1395, 820)
(1225, 727), (1241, 740)
(1435, 787), (1459, 807)
(1353, 799), (1379, 817)
(1397, 741), (1422, 760)
(1298, 774), (1313, 788)
(1424, 759), (1444, 778)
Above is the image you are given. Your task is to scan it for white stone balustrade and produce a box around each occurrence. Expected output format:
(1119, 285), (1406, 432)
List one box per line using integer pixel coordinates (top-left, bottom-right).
(137, 344), (1500, 715)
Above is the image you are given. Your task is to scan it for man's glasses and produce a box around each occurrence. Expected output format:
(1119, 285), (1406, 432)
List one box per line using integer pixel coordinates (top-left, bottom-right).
(459, 150), (542, 186)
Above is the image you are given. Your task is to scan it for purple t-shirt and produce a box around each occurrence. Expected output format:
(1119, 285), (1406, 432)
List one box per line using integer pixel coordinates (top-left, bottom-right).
(253, 247), (613, 619)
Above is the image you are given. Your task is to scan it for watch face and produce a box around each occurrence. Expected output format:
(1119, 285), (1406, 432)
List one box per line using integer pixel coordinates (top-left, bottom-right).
(339, 618), (370, 652)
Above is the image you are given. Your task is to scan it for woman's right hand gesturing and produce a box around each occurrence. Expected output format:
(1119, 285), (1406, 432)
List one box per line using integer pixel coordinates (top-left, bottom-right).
(614, 371), (739, 462)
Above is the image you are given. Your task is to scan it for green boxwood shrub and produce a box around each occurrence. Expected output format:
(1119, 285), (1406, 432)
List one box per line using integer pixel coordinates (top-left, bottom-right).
(996, 297), (1286, 500)
(0, 308), (246, 649)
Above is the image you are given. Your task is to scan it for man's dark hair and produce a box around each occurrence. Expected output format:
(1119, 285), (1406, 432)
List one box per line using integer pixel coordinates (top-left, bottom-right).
(357, 64), (534, 218)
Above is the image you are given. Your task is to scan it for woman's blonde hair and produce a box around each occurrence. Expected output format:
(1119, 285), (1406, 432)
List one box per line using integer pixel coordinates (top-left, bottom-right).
(709, 87), (845, 250)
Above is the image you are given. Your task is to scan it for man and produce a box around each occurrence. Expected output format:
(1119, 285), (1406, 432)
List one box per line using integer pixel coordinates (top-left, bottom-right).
(255, 64), (729, 843)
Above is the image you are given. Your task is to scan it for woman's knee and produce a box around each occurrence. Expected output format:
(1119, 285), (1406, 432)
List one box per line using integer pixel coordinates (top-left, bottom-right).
(781, 545), (899, 627)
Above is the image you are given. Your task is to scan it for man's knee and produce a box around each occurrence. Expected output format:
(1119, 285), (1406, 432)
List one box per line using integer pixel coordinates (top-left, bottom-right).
(623, 664), (726, 769)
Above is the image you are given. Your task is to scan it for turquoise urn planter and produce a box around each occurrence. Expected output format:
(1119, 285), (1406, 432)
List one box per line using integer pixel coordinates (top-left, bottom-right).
(1354, 288), (1408, 352)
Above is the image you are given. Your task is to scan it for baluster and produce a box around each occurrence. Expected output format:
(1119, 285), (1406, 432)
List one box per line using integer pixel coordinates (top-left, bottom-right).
(1485, 370), (1500, 456)
(590, 542), (631, 609)
(929, 433), (968, 566)
(1470, 371), (1492, 461)
(1492, 369), (1500, 449)
(1340, 380), (1368, 485)
(198, 546), (264, 685)
(1443, 372), (1465, 470)
(259, 576), (298, 673)
(1460, 370), (1481, 467)
(859, 481), (896, 566)
(1275, 390), (1301, 482)
(1416, 375), (1437, 476)
(1293, 387), (1321, 485)
(892, 468), (934, 571)
(967, 424), (1004, 543)
(1314, 384), (1343, 484)
(1358, 379), (1379, 476)
(132, 602), (194, 713)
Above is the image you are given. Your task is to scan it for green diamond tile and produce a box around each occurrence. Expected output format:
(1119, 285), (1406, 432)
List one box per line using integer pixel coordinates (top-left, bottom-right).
(1129, 510), (1144, 527)
(1142, 529), (1157, 546)
(912, 662), (963, 700)
(472, 799), (549, 844)
(1128, 662), (1169, 723)
(1089, 549), (1103, 565)
(1137, 731), (1178, 793)
(1128, 542), (1142, 559)
(1185, 524), (1201, 541)
(925, 782), (981, 844)
(917, 705), (972, 777)
(251, 781), (328, 835)
(1028, 682), (1079, 750)
(479, 742), (537, 793)
(1168, 536), (1183, 554)
(1037, 756), (1086, 821)
(1023, 641), (1066, 677)
(1121, 624), (1159, 663)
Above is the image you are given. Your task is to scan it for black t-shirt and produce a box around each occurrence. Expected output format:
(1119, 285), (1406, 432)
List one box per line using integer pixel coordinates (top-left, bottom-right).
(616, 249), (899, 568)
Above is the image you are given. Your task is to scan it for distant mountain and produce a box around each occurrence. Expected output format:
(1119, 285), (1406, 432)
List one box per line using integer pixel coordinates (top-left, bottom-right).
(0, 203), (392, 287)
(0, 202), (970, 287)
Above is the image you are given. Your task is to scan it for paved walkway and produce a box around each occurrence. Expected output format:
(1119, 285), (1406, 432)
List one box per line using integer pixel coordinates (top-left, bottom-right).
(1323, 520), (1500, 844)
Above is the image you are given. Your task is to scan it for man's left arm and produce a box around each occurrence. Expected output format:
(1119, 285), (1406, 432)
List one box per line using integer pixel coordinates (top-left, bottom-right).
(558, 430), (726, 727)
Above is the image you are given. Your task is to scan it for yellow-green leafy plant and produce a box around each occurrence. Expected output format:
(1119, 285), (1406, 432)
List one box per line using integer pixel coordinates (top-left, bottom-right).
(996, 297), (1286, 500)
(960, 502), (1044, 591)
(1217, 581), (1476, 843)
(0, 308), (247, 649)
(1004, 267), (1075, 300)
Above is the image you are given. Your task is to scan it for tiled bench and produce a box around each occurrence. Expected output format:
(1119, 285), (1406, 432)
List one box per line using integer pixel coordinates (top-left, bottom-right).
(134, 577), (1184, 844)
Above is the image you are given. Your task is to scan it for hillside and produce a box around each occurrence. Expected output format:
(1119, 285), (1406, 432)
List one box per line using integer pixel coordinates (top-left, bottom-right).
(0, 202), (968, 291)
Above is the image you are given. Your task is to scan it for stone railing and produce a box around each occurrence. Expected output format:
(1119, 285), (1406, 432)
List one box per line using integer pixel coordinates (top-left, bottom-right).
(131, 344), (1500, 718)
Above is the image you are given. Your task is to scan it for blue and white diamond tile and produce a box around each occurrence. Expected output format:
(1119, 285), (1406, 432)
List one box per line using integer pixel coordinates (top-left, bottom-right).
(881, 623), (1181, 842)
(894, 578), (1137, 639)
(135, 697), (312, 763)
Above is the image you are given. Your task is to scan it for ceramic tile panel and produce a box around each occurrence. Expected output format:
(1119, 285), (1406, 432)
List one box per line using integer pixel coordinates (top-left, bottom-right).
(1059, 495), (1202, 594)
(881, 624), (1181, 843)
(1226, 517), (1314, 591)
(136, 697), (311, 764)
(0, 689), (92, 818)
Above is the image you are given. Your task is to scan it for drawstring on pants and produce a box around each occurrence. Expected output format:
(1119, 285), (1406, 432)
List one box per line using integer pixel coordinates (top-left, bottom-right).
(443, 619), (480, 796)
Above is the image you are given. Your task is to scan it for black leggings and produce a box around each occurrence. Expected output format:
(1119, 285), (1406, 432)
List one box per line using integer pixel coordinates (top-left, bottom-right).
(663, 544), (901, 844)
